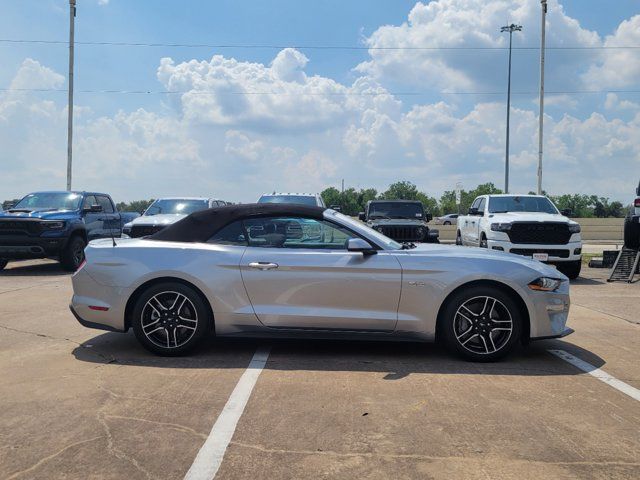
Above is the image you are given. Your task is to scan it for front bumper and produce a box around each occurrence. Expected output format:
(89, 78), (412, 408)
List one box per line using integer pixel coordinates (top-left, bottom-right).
(527, 282), (572, 339)
(487, 238), (582, 263)
(0, 235), (67, 259)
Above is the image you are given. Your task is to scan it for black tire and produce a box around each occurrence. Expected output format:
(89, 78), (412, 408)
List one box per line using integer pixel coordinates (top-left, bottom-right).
(132, 282), (211, 356)
(0, 259), (7, 271)
(479, 234), (488, 248)
(623, 219), (640, 249)
(456, 231), (463, 245)
(444, 221), (451, 226)
(60, 235), (86, 271)
(441, 285), (523, 362)
(557, 260), (582, 280)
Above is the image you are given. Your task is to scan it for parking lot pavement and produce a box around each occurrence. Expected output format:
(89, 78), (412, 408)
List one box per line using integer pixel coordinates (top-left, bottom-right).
(1, 260), (639, 479)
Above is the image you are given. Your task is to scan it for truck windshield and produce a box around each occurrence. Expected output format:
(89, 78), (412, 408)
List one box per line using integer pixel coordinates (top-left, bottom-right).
(258, 195), (318, 206)
(144, 199), (209, 216)
(369, 202), (424, 219)
(488, 196), (558, 214)
(13, 192), (82, 211)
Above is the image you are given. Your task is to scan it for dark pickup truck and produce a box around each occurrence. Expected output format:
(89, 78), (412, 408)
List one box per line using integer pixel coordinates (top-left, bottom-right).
(358, 200), (439, 243)
(0, 191), (131, 271)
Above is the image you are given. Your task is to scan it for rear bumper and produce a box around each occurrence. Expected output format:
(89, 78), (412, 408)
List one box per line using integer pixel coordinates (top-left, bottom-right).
(530, 327), (574, 341)
(0, 236), (67, 259)
(69, 305), (125, 333)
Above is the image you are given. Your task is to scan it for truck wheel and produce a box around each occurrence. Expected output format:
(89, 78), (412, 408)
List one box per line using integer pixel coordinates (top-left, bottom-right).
(623, 219), (640, 250)
(456, 231), (462, 245)
(60, 236), (86, 271)
(479, 235), (488, 248)
(441, 285), (522, 362)
(557, 260), (581, 280)
(0, 259), (7, 271)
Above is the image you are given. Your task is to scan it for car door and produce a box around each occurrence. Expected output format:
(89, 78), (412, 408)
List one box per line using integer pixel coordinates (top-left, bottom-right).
(473, 197), (486, 245)
(239, 216), (402, 331)
(81, 195), (104, 241)
(96, 195), (119, 238)
(462, 198), (480, 245)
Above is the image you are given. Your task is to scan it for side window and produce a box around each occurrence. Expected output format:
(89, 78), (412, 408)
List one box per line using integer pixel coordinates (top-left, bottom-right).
(207, 221), (247, 246)
(477, 198), (486, 214)
(243, 217), (353, 250)
(97, 196), (114, 213)
(82, 195), (96, 210)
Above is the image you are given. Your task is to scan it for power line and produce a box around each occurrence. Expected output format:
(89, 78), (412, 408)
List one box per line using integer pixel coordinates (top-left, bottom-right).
(1, 38), (639, 51)
(1, 87), (639, 96)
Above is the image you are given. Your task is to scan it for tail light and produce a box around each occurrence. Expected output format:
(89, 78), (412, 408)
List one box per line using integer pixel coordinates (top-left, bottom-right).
(634, 198), (640, 207)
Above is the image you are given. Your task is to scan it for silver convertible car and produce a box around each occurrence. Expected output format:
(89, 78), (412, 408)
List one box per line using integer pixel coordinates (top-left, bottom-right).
(70, 204), (572, 361)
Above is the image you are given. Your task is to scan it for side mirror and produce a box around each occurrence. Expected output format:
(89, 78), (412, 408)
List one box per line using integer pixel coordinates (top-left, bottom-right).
(330, 205), (342, 212)
(358, 212), (366, 221)
(83, 204), (103, 213)
(468, 207), (478, 215)
(347, 238), (376, 255)
(561, 208), (573, 217)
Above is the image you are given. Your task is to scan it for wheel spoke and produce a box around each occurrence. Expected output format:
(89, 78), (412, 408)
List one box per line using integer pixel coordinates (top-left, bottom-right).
(461, 305), (477, 317)
(175, 296), (188, 316)
(487, 332), (497, 352)
(145, 326), (164, 335)
(142, 319), (160, 331)
(456, 325), (474, 341)
(178, 315), (197, 323)
(169, 293), (183, 311)
(478, 334), (490, 353)
(461, 333), (479, 346)
(149, 296), (167, 313)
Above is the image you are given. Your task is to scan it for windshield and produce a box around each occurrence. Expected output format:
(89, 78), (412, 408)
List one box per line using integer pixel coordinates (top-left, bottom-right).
(144, 199), (209, 216)
(14, 192), (82, 211)
(368, 202), (424, 219)
(488, 196), (559, 214)
(258, 195), (318, 206)
(330, 211), (402, 250)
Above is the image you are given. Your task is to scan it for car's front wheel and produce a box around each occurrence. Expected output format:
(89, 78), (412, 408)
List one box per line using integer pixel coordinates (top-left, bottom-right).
(132, 282), (211, 356)
(441, 286), (522, 362)
(456, 231), (463, 245)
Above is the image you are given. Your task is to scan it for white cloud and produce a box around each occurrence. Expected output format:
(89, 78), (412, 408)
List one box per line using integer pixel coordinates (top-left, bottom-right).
(356, 0), (600, 92)
(583, 15), (640, 89)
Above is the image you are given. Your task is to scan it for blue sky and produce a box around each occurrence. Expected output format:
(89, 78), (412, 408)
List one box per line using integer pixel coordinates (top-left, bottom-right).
(1, 0), (639, 203)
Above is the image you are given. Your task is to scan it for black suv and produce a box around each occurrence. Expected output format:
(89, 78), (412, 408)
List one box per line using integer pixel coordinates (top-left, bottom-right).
(359, 200), (439, 243)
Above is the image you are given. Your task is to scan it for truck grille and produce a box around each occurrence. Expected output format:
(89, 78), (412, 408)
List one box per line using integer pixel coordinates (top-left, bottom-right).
(507, 223), (571, 245)
(130, 225), (166, 238)
(510, 248), (570, 259)
(377, 225), (424, 242)
(0, 219), (42, 236)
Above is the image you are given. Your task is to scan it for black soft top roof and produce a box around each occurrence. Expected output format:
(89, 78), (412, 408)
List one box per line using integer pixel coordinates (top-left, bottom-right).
(149, 203), (326, 243)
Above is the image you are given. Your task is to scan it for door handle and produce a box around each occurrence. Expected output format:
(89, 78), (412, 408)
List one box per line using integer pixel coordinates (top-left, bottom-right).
(248, 262), (279, 271)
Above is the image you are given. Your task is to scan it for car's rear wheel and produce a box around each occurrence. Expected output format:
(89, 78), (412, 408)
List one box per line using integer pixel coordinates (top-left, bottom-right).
(60, 235), (86, 271)
(456, 231), (462, 245)
(441, 286), (522, 362)
(479, 234), (488, 248)
(557, 260), (581, 280)
(444, 221), (451, 225)
(624, 219), (640, 249)
(0, 259), (7, 271)
(132, 282), (210, 356)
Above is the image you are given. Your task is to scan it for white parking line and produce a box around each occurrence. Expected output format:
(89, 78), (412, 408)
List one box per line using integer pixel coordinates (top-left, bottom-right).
(548, 349), (640, 402)
(184, 346), (271, 480)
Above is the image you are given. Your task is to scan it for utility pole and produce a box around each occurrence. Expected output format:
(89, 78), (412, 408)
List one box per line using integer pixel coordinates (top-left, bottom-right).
(500, 23), (522, 194)
(537, 1), (547, 195)
(67, 0), (76, 191)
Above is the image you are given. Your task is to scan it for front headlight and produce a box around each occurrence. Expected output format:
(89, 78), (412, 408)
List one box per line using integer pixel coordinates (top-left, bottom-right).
(416, 227), (425, 238)
(568, 223), (581, 234)
(41, 221), (66, 230)
(490, 222), (512, 232)
(528, 277), (562, 292)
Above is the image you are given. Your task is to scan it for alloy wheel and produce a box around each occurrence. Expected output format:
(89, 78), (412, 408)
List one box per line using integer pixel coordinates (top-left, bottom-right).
(453, 296), (513, 355)
(140, 291), (198, 349)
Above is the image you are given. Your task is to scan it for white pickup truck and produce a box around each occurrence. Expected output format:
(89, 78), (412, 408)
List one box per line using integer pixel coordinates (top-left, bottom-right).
(457, 194), (583, 279)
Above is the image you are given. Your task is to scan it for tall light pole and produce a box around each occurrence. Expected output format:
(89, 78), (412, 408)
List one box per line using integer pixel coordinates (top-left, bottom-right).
(67, 0), (76, 191)
(500, 23), (522, 194)
(537, 1), (547, 195)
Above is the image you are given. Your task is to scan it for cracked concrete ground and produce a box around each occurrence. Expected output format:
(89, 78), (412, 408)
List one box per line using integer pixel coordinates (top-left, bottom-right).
(0, 259), (639, 479)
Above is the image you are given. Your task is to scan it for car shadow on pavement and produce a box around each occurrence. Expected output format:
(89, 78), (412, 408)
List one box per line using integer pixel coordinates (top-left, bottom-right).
(0, 261), (69, 277)
(72, 331), (604, 379)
